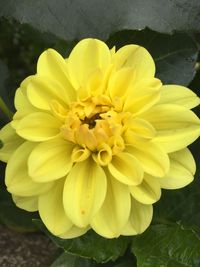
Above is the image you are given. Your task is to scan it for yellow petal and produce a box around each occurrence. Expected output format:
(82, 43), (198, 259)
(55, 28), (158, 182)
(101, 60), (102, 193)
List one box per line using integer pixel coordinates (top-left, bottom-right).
(71, 146), (91, 163)
(27, 75), (75, 110)
(14, 87), (38, 121)
(122, 198), (153, 235)
(130, 174), (161, 204)
(124, 118), (156, 141)
(38, 179), (73, 236)
(141, 104), (200, 152)
(37, 48), (75, 93)
(6, 142), (54, 196)
(63, 158), (107, 227)
(0, 123), (24, 162)
(112, 45), (155, 81)
(59, 225), (90, 239)
(91, 172), (131, 238)
(108, 152), (144, 185)
(16, 112), (62, 141)
(12, 195), (38, 212)
(158, 148), (195, 189)
(28, 139), (73, 182)
(123, 78), (161, 115)
(67, 38), (111, 89)
(126, 142), (170, 177)
(159, 85), (200, 109)
(107, 67), (135, 100)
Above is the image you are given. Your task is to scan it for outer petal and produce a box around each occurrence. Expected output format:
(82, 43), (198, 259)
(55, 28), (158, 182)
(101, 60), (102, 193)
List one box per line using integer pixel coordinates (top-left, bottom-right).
(0, 123), (24, 162)
(124, 118), (156, 141)
(91, 172), (131, 238)
(159, 85), (200, 109)
(108, 152), (144, 185)
(15, 112), (62, 141)
(14, 87), (38, 121)
(5, 142), (54, 197)
(28, 139), (73, 182)
(38, 179), (73, 236)
(63, 158), (107, 227)
(158, 148), (195, 189)
(112, 45), (155, 81)
(37, 48), (75, 94)
(107, 67), (135, 100)
(126, 142), (170, 177)
(123, 78), (161, 115)
(59, 225), (90, 239)
(27, 75), (75, 110)
(67, 38), (111, 89)
(122, 198), (153, 235)
(130, 174), (161, 204)
(12, 195), (38, 212)
(141, 104), (200, 153)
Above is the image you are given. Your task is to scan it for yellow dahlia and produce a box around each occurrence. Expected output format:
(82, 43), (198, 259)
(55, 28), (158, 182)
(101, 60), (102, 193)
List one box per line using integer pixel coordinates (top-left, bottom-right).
(0, 39), (200, 239)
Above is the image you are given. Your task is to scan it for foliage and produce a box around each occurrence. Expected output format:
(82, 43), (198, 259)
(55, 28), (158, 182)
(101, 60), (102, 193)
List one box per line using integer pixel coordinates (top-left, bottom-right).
(0, 1), (200, 266)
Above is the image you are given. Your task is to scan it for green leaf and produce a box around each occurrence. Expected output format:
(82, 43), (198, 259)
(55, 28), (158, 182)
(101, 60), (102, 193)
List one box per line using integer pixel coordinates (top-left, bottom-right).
(0, 60), (13, 121)
(51, 253), (135, 267)
(51, 253), (99, 267)
(1, 1), (200, 41)
(34, 220), (131, 263)
(153, 162), (200, 227)
(107, 29), (199, 85)
(131, 224), (200, 267)
(0, 184), (39, 232)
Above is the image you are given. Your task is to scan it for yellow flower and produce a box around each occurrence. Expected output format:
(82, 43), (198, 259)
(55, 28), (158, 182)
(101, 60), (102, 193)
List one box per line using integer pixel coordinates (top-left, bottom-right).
(0, 38), (200, 239)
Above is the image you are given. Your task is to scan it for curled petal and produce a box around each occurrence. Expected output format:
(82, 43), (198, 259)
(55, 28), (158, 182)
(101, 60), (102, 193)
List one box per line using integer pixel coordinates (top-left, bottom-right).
(92, 143), (112, 166)
(71, 146), (91, 163)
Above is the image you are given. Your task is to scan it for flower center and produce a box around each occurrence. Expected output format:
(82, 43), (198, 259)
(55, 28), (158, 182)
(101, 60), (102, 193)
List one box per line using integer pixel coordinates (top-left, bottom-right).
(60, 95), (129, 165)
(81, 113), (102, 129)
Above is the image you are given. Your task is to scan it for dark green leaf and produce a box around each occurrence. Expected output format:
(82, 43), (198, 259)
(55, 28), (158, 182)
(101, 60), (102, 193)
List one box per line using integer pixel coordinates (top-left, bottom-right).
(34, 220), (131, 263)
(153, 162), (200, 227)
(0, 186), (39, 232)
(1, 1), (200, 41)
(51, 253), (99, 267)
(132, 224), (200, 267)
(108, 29), (198, 85)
(0, 59), (12, 122)
(51, 253), (135, 267)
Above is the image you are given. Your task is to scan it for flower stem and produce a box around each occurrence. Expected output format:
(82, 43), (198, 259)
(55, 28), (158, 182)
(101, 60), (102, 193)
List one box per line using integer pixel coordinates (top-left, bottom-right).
(0, 97), (13, 121)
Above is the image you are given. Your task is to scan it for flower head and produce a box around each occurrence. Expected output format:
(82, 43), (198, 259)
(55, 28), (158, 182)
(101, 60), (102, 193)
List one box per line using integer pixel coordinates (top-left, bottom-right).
(0, 38), (199, 238)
